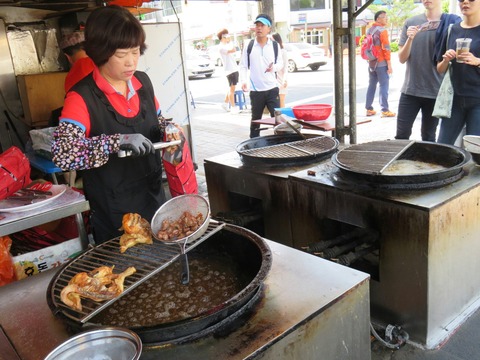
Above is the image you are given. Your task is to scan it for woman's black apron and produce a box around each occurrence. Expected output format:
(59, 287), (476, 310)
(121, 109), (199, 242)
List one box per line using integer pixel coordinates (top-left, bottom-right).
(72, 71), (166, 243)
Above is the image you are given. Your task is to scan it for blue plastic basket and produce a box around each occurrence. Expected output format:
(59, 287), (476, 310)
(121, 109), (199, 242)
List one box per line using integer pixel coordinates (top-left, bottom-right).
(274, 107), (295, 118)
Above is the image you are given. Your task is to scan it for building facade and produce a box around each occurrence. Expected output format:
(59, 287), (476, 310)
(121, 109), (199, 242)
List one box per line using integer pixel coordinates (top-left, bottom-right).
(142, 0), (375, 53)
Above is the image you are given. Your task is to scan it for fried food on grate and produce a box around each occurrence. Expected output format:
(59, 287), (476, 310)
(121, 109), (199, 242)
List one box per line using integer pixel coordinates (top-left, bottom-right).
(156, 211), (204, 241)
(60, 266), (136, 311)
(119, 213), (153, 253)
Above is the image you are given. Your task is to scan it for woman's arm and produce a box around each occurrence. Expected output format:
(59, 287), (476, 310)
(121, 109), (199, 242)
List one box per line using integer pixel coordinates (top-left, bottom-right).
(52, 121), (120, 171)
(437, 49), (456, 74)
(52, 92), (120, 171)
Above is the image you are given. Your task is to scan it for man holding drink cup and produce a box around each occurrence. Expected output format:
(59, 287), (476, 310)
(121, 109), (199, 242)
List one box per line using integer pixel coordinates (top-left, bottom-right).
(436, 0), (480, 145)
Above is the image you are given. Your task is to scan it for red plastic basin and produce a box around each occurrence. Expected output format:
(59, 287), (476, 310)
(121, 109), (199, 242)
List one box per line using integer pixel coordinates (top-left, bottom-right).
(292, 104), (333, 121)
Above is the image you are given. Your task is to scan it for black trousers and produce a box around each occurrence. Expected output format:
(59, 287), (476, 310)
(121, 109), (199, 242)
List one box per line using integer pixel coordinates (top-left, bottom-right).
(249, 87), (280, 138)
(395, 93), (439, 142)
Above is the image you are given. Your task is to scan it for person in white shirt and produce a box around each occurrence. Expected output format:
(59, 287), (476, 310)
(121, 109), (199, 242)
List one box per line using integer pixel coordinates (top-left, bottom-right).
(240, 14), (283, 138)
(272, 33), (288, 108)
(218, 29), (240, 114)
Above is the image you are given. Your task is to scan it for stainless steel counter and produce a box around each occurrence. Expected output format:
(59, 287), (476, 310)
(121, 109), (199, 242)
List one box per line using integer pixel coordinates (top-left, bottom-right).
(0, 240), (370, 360)
(204, 152), (480, 348)
(289, 161), (480, 348)
(0, 187), (90, 247)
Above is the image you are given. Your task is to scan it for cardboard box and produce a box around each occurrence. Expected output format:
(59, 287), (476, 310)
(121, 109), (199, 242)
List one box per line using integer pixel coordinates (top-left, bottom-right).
(17, 72), (68, 127)
(13, 237), (83, 280)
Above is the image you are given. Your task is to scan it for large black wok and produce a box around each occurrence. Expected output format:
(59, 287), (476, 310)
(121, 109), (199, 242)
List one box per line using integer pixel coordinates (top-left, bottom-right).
(236, 133), (339, 167)
(332, 140), (471, 186)
(47, 224), (272, 344)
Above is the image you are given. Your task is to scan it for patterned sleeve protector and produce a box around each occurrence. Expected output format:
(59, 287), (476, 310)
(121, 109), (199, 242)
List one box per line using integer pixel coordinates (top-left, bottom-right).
(52, 121), (120, 171)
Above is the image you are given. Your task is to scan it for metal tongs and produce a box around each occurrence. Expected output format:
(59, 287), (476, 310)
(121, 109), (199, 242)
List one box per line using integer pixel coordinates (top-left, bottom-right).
(118, 140), (182, 158)
(284, 118), (306, 139)
(5, 188), (52, 201)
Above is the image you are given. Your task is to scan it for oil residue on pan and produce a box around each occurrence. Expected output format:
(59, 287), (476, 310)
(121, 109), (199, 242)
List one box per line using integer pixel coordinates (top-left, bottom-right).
(382, 160), (447, 175)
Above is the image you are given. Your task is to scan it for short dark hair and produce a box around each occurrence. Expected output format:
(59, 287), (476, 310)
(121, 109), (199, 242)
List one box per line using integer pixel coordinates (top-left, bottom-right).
(63, 43), (85, 57)
(85, 5), (147, 66)
(374, 10), (386, 21)
(217, 29), (228, 41)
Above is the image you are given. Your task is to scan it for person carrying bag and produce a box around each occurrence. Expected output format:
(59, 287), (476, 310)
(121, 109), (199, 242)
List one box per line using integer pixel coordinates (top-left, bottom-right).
(432, 25), (454, 119)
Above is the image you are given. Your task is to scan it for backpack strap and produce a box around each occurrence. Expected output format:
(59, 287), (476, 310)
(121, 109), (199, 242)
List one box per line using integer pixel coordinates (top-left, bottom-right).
(371, 26), (384, 45)
(247, 39), (254, 69)
(272, 40), (278, 64)
(247, 39), (279, 69)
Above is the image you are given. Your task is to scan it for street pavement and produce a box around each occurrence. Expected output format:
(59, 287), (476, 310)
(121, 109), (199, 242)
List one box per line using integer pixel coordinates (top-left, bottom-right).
(186, 53), (480, 359)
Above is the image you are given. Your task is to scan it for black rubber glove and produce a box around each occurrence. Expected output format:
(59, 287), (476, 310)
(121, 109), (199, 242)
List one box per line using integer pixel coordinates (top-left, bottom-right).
(119, 134), (154, 156)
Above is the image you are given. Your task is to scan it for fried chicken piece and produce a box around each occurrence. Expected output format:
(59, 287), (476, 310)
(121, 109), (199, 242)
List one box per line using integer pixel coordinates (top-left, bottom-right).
(120, 233), (153, 253)
(118, 213), (153, 252)
(112, 266), (136, 293)
(60, 285), (82, 311)
(120, 213), (151, 238)
(60, 266), (136, 311)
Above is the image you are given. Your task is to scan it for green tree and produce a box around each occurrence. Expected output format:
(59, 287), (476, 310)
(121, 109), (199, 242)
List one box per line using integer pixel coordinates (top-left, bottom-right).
(442, 0), (450, 13)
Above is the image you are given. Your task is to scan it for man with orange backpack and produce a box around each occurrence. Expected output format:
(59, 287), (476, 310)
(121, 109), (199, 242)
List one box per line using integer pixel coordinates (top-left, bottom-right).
(364, 10), (396, 118)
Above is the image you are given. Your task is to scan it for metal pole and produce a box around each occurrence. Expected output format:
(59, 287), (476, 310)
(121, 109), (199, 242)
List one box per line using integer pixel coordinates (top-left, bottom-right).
(331, 0), (374, 144)
(305, 21), (308, 43)
(348, 0), (357, 144)
(332, 0), (345, 143)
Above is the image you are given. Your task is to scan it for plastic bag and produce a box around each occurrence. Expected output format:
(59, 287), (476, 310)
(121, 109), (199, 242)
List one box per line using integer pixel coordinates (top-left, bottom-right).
(0, 146), (32, 200)
(0, 236), (16, 286)
(162, 123), (198, 197)
(163, 123), (183, 165)
(29, 127), (57, 160)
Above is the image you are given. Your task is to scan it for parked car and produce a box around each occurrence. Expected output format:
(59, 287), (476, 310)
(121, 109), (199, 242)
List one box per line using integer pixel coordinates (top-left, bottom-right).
(207, 44), (241, 66)
(186, 52), (215, 79)
(283, 42), (328, 72)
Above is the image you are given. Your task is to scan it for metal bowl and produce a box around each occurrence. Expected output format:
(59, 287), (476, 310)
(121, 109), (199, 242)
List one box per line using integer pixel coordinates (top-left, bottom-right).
(44, 327), (142, 360)
(463, 135), (480, 164)
(274, 122), (302, 135)
(151, 194), (210, 243)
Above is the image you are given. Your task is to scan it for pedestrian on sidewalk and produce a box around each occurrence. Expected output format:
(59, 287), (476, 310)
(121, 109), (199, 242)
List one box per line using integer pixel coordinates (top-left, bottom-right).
(395, 0), (460, 142)
(218, 28), (240, 114)
(364, 10), (396, 118)
(240, 14), (283, 138)
(272, 33), (288, 108)
(436, 0), (480, 145)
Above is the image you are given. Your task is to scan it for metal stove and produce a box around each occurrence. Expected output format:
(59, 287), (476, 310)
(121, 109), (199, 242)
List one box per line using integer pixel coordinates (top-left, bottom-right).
(205, 150), (480, 349)
(0, 240), (370, 360)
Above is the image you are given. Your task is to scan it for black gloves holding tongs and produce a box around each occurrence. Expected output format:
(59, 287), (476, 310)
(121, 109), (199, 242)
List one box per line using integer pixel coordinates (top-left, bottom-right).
(119, 133), (154, 156)
(118, 115), (181, 157)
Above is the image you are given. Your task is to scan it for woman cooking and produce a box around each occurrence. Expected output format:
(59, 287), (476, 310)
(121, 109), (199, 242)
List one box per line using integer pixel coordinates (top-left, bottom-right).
(52, 5), (166, 243)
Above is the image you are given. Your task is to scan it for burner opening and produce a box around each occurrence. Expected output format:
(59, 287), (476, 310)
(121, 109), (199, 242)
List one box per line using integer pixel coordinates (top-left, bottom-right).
(215, 192), (265, 237)
(302, 220), (380, 281)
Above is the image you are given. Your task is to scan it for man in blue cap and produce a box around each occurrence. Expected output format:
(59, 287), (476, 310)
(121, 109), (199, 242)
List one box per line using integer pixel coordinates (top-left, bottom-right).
(240, 13), (283, 138)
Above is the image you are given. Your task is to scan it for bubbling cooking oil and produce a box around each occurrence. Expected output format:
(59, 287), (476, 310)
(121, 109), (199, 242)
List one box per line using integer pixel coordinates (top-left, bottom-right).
(92, 253), (249, 328)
